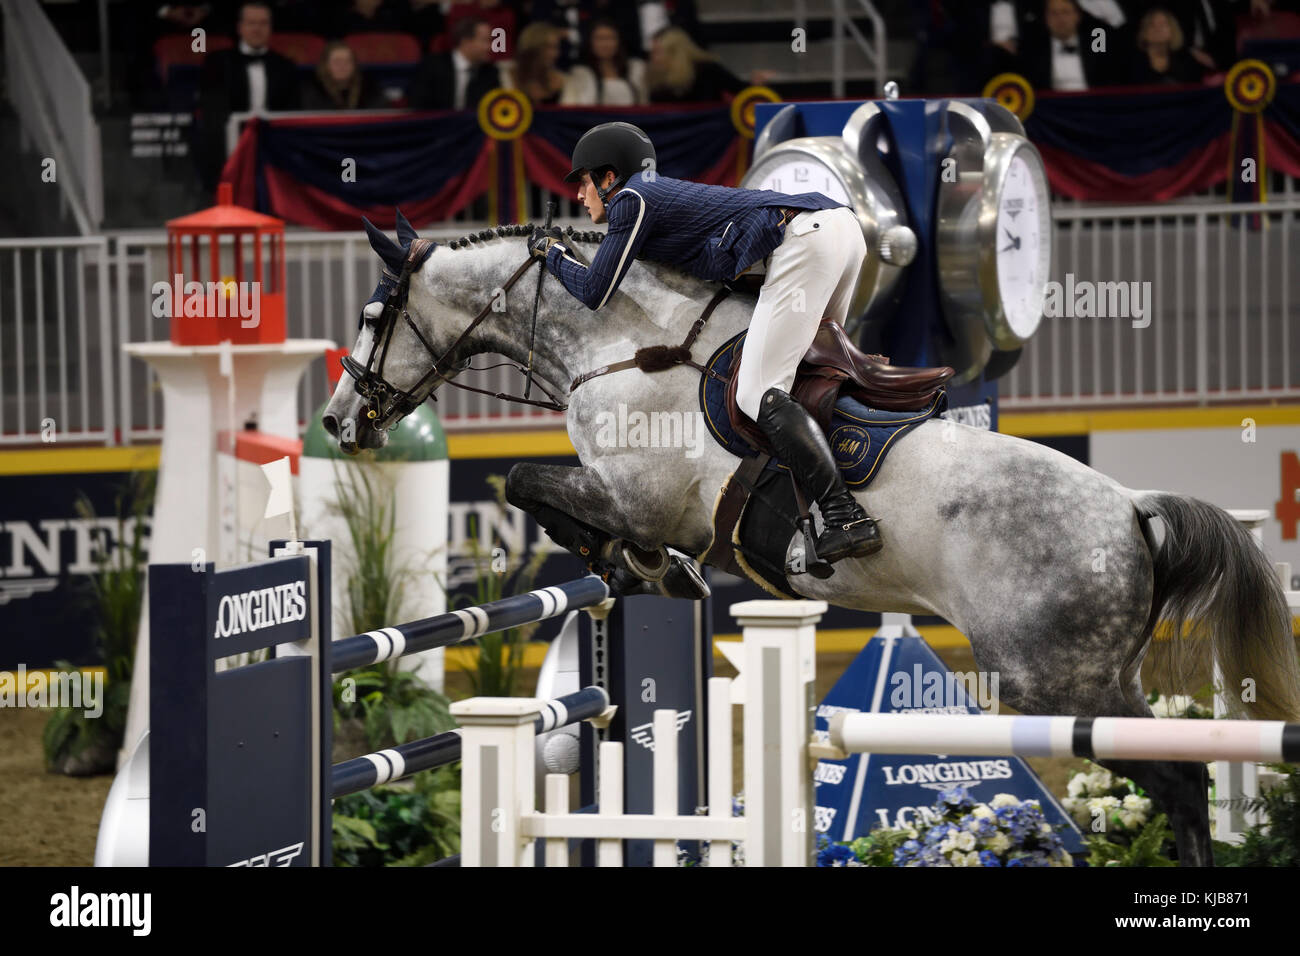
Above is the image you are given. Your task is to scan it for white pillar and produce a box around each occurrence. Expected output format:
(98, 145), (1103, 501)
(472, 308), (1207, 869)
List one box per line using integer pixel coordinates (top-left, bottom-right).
(451, 697), (542, 867)
(730, 599), (826, 867)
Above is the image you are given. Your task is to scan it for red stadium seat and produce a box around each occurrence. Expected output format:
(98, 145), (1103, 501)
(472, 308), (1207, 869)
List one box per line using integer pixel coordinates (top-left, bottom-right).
(1237, 11), (1300, 50)
(344, 32), (422, 65)
(154, 33), (233, 82)
(269, 32), (327, 67)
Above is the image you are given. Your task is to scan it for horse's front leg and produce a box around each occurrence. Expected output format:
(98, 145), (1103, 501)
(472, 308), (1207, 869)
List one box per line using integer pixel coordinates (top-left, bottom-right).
(505, 461), (708, 599)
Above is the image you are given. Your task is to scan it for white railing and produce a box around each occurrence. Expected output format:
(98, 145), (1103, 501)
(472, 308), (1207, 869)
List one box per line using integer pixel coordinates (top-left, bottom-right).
(0, 0), (103, 233)
(1002, 198), (1300, 409)
(829, 0), (887, 96)
(0, 237), (114, 443)
(3, 198), (1298, 446)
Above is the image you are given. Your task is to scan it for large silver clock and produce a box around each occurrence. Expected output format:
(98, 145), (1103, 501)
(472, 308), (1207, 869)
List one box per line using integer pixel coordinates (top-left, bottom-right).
(936, 101), (1052, 382)
(743, 103), (916, 333)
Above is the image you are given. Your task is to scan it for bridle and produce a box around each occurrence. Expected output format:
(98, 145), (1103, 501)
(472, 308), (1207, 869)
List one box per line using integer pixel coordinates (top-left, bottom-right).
(341, 227), (731, 436)
(341, 236), (569, 433)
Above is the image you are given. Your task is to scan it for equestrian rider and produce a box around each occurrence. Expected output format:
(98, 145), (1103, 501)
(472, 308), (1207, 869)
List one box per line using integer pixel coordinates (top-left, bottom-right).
(528, 121), (881, 565)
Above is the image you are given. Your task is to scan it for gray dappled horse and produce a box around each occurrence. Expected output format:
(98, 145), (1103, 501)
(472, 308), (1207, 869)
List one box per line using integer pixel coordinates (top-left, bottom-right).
(323, 217), (1300, 866)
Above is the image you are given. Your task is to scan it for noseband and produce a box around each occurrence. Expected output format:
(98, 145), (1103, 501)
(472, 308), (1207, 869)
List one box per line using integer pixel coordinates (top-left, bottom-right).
(342, 237), (567, 432)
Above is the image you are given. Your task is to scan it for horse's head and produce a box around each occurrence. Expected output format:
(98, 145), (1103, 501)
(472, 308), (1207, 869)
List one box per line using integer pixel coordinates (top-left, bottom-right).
(323, 210), (455, 453)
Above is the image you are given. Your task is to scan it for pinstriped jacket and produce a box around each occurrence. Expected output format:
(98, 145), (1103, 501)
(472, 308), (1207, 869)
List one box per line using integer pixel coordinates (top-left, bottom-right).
(543, 172), (843, 311)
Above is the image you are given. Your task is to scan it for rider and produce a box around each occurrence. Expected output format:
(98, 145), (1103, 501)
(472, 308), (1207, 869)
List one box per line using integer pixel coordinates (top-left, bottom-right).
(528, 121), (881, 565)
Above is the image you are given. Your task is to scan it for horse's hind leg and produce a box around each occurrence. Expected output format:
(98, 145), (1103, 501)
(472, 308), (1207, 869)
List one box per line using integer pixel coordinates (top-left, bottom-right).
(987, 655), (1214, 867)
(1095, 756), (1212, 867)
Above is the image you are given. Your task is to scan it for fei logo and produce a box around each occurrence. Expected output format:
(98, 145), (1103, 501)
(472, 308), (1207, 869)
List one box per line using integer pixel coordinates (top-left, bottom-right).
(227, 841), (305, 867)
(629, 711), (692, 751)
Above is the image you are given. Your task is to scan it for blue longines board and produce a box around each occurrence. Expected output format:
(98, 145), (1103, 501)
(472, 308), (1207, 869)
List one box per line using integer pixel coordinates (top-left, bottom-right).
(813, 636), (1085, 855)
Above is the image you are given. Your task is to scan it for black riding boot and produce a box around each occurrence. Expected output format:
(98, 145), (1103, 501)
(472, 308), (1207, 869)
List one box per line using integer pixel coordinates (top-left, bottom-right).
(755, 387), (882, 563)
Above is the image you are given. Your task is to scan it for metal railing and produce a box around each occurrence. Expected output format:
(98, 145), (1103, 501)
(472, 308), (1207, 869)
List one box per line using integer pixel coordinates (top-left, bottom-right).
(0, 0), (104, 233)
(829, 0), (887, 96)
(2, 198), (1298, 447)
(1001, 198), (1300, 409)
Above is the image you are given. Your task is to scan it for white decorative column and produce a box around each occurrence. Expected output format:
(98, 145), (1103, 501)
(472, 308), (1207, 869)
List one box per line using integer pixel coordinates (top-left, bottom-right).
(730, 599), (825, 866)
(120, 339), (333, 767)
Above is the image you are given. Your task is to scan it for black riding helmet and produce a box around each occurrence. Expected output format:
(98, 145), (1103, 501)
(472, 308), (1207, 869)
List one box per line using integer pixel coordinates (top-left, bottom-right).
(563, 122), (656, 201)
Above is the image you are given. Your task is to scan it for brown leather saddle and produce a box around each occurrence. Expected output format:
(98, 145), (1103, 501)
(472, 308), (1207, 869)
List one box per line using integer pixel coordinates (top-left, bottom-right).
(724, 319), (955, 456)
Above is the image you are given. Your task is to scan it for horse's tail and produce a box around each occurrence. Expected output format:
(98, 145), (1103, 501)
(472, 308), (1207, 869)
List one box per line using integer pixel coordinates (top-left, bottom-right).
(1132, 491), (1300, 722)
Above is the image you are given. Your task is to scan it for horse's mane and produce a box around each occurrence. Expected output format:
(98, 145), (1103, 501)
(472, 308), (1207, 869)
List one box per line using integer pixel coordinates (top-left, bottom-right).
(444, 223), (607, 250)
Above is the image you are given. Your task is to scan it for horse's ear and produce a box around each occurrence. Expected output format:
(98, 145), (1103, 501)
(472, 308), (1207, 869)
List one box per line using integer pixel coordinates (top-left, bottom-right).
(394, 208), (418, 247)
(363, 217), (405, 273)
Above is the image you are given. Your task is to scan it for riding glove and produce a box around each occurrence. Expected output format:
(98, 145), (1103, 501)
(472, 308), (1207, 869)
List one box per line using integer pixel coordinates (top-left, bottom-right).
(528, 225), (565, 259)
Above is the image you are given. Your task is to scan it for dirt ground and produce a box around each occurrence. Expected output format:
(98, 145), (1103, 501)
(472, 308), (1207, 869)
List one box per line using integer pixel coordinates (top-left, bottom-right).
(0, 644), (1102, 866)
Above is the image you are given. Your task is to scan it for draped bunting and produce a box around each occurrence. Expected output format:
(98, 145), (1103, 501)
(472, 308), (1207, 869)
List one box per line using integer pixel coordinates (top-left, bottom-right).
(219, 78), (1300, 229)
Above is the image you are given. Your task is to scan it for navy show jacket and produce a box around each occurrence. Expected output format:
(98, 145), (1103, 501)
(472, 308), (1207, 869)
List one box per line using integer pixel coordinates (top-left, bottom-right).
(544, 172), (844, 310)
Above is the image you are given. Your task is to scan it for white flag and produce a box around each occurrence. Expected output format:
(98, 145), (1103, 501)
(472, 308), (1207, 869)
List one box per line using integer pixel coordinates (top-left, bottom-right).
(261, 456), (293, 518)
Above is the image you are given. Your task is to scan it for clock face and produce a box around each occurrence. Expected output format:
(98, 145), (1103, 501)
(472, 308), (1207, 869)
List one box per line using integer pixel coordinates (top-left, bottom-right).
(750, 156), (851, 205)
(995, 152), (1049, 339)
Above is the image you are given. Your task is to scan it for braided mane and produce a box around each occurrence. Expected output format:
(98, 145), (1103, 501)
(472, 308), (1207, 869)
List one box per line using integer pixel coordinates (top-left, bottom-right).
(445, 223), (607, 250)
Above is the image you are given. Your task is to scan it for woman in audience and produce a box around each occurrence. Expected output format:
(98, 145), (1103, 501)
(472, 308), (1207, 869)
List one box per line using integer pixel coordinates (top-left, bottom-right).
(1130, 7), (1205, 85)
(645, 26), (771, 102)
(302, 41), (387, 110)
(560, 19), (646, 105)
(511, 21), (568, 104)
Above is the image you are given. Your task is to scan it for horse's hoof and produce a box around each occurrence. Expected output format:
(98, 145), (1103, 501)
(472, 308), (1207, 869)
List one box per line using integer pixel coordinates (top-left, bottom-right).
(602, 539), (670, 582)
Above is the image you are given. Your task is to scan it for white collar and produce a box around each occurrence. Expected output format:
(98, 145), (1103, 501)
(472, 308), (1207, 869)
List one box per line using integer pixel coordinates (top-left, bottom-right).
(238, 40), (269, 56)
(451, 49), (471, 71)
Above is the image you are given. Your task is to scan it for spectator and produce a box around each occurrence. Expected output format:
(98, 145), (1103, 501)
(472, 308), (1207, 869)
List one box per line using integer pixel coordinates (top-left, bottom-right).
(302, 41), (388, 109)
(445, 0), (516, 60)
(1019, 0), (1123, 90)
(1129, 6), (1206, 82)
(510, 22), (568, 105)
(560, 18), (646, 105)
(408, 17), (502, 109)
(196, 2), (301, 191)
(645, 26), (763, 102)
(1143, 1), (1239, 71)
(330, 0), (406, 36)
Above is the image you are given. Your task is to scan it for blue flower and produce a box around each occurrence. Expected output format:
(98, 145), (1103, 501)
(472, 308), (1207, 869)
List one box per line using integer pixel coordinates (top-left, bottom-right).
(818, 843), (859, 867)
(979, 850), (1002, 867)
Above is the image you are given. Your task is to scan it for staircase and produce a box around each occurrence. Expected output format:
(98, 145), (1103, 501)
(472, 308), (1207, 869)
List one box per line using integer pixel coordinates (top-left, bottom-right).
(695, 0), (916, 100)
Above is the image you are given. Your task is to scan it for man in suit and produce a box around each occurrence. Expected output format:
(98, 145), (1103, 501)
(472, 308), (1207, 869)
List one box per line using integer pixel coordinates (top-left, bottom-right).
(196, 2), (301, 192)
(1019, 0), (1126, 89)
(407, 17), (502, 110)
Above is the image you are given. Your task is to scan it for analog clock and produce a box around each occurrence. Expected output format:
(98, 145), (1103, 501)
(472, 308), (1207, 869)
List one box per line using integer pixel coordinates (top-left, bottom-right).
(936, 101), (1052, 381)
(742, 104), (916, 332)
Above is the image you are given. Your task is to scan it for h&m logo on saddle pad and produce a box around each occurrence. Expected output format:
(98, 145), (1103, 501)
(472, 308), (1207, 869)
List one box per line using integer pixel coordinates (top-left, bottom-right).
(698, 330), (943, 489)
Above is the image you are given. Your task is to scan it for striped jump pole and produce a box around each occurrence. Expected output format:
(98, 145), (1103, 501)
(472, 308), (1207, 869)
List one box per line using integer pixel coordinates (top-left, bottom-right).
(331, 686), (611, 798)
(331, 576), (611, 673)
(827, 713), (1300, 764)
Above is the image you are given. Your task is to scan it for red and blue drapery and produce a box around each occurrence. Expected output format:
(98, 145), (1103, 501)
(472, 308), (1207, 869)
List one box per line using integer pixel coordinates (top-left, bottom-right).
(221, 69), (1300, 230)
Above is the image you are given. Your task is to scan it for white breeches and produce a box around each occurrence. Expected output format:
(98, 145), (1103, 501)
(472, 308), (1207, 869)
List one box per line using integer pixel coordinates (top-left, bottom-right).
(734, 205), (867, 421)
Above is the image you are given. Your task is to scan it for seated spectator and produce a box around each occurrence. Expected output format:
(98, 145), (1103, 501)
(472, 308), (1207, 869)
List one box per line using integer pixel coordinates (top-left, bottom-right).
(510, 22), (568, 105)
(1129, 6), (1206, 82)
(445, 0), (516, 60)
(301, 41), (389, 109)
(1147, 0), (1237, 72)
(196, 2), (301, 191)
(408, 16), (502, 109)
(330, 0), (407, 37)
(646, 26), (764, 102)
(560, 18), (646, 105)
(1019, 0), (1123, 90)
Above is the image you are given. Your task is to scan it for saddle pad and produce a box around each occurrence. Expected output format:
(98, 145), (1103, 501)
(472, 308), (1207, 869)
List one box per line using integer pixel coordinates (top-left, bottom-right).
(699, 330), (946, 489)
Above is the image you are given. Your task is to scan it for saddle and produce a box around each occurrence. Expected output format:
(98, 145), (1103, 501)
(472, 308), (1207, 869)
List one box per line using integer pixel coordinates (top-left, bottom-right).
(723, 319), (954, 456)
